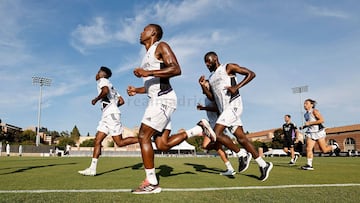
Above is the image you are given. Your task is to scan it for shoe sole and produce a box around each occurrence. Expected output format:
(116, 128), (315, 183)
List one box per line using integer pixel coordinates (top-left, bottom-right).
(220, 172), (236, 176)
(132, 187), (162, 194)
(200, 119), (216, 142)
(78, 171), (96, 176)
(261, 162), (273, 182)
(239, 153), (252, 173)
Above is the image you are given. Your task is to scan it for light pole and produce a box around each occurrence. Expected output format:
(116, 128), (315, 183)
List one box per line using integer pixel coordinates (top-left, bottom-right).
(32, 76), (52, 147)
(292, 85), (308, 126)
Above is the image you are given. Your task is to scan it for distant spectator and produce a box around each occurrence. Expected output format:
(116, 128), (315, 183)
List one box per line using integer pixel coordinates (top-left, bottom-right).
(6, 143), (10, 156)
(19, 145), (23, 156)
(282, 114), (299, 165)
(64, 144), (71, 155)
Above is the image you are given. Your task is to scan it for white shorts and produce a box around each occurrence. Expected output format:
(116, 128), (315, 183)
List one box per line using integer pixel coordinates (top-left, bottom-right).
(97, 113), (123, 136)
(142, 103), (174, 132)
(216, 104), (243, 134)
(306, 129), (326, 140)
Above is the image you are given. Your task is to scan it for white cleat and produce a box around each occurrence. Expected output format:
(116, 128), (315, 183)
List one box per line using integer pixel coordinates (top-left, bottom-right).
(78, 168), (96, 176)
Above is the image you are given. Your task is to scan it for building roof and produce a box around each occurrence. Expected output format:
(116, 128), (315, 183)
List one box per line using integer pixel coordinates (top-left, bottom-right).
(325, 124), (360, 134)
(246, 124), (360, 141)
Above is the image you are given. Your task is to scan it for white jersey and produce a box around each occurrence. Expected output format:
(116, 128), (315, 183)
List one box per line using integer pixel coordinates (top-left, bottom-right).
(208, 64), (241, 113)
(97, 78), (120, 117)
(140, 41), (177, 108)
(304, 109), (325, 133)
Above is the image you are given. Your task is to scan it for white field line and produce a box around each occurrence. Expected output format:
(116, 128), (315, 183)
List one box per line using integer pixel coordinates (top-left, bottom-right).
(0, 183), (359, 193)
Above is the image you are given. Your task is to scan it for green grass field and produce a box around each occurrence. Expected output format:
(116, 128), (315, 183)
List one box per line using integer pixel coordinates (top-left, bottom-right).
(0, 156), (359, 203)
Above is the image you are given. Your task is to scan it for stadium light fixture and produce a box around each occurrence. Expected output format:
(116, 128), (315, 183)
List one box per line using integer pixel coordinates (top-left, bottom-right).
(292, 85), (308, 126)
(32, 76), (52, 147)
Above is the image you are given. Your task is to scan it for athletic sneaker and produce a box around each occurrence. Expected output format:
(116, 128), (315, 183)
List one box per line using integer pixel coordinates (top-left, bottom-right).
(220, 169), (236, 176)
(301, 164), (314, 170)
(197, 119), (216, 142)
(238, 152), (252, 173)
(259, 162), (273, 181)
(333, 142), (341, 154)
(78, 168), (96, 176)
(131, 179), (162, 194)
(289, 154), (299, 165)
(293, 154), (299, 163)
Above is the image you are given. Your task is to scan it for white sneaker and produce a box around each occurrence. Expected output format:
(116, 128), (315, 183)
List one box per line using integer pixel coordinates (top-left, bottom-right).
(220, 169), (236, 176)
(197, 119), (216, 142)
(78, 168), (96, 176)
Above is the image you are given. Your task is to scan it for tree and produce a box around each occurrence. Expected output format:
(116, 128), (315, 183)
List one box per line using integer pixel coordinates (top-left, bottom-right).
(272, 128), (283, 149)
(70, 125), (81, 142)
(57, 137), (76, 149)
(187, 136), (205, 152)
(60, 131), (70, 137)
(19, 130), (36, 145)
(80, 139), (95, 147)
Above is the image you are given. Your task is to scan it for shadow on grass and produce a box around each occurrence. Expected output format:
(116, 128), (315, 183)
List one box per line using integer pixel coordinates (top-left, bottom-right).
(0, 162), (77, 175)
(96, 162), (143, 176)
(183, 163), (235, 179)
(156, 164), (195, 182)
(241, 173), (260, 180)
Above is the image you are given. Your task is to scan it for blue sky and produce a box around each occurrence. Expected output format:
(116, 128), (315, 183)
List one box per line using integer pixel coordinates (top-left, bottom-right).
(1, 0), (359, 136)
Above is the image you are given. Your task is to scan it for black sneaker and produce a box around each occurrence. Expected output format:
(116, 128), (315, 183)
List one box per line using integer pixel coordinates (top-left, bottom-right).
(333, 142), (341, 154)
(238, 152), (252, 173)
(259, 162), (273, 181)
(301, 164), (314, 170)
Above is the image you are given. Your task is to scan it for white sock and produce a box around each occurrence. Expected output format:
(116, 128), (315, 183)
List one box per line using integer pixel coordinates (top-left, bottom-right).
(236, 148), (247, 157)
(307, 158), (313, 167)
(89, 158), (98, 171)
(331, 145), (337, 150)
(185, 126), (203, 138)
(145, 168), (158, 185)
(255, 157), (267, 168)
(225, 161), (234, 171)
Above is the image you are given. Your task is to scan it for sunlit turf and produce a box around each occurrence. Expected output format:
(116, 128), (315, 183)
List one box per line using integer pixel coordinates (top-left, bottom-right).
(0, 156), (359, 203)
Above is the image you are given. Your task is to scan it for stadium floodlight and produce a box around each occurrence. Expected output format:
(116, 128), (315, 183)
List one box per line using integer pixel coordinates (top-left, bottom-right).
(32, 76), (52, 147)
(292, 85), (308, 126)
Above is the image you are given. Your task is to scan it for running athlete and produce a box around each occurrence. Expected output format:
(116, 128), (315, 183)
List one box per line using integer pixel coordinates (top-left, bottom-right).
(200, 51), (273, 181)
(300, 99), (340, 170)
(282, 114), (299, 165)
(78, 66), (138, 176)
(127, 24), (183, 194)
(197, 79), (236, 176)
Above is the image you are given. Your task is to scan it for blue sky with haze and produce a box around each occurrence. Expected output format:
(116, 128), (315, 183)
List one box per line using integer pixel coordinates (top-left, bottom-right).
(1, 0), (359, 135)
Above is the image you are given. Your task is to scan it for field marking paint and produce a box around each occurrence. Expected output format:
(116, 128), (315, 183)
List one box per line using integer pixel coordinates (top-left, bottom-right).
(0, 183), (359, 193)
